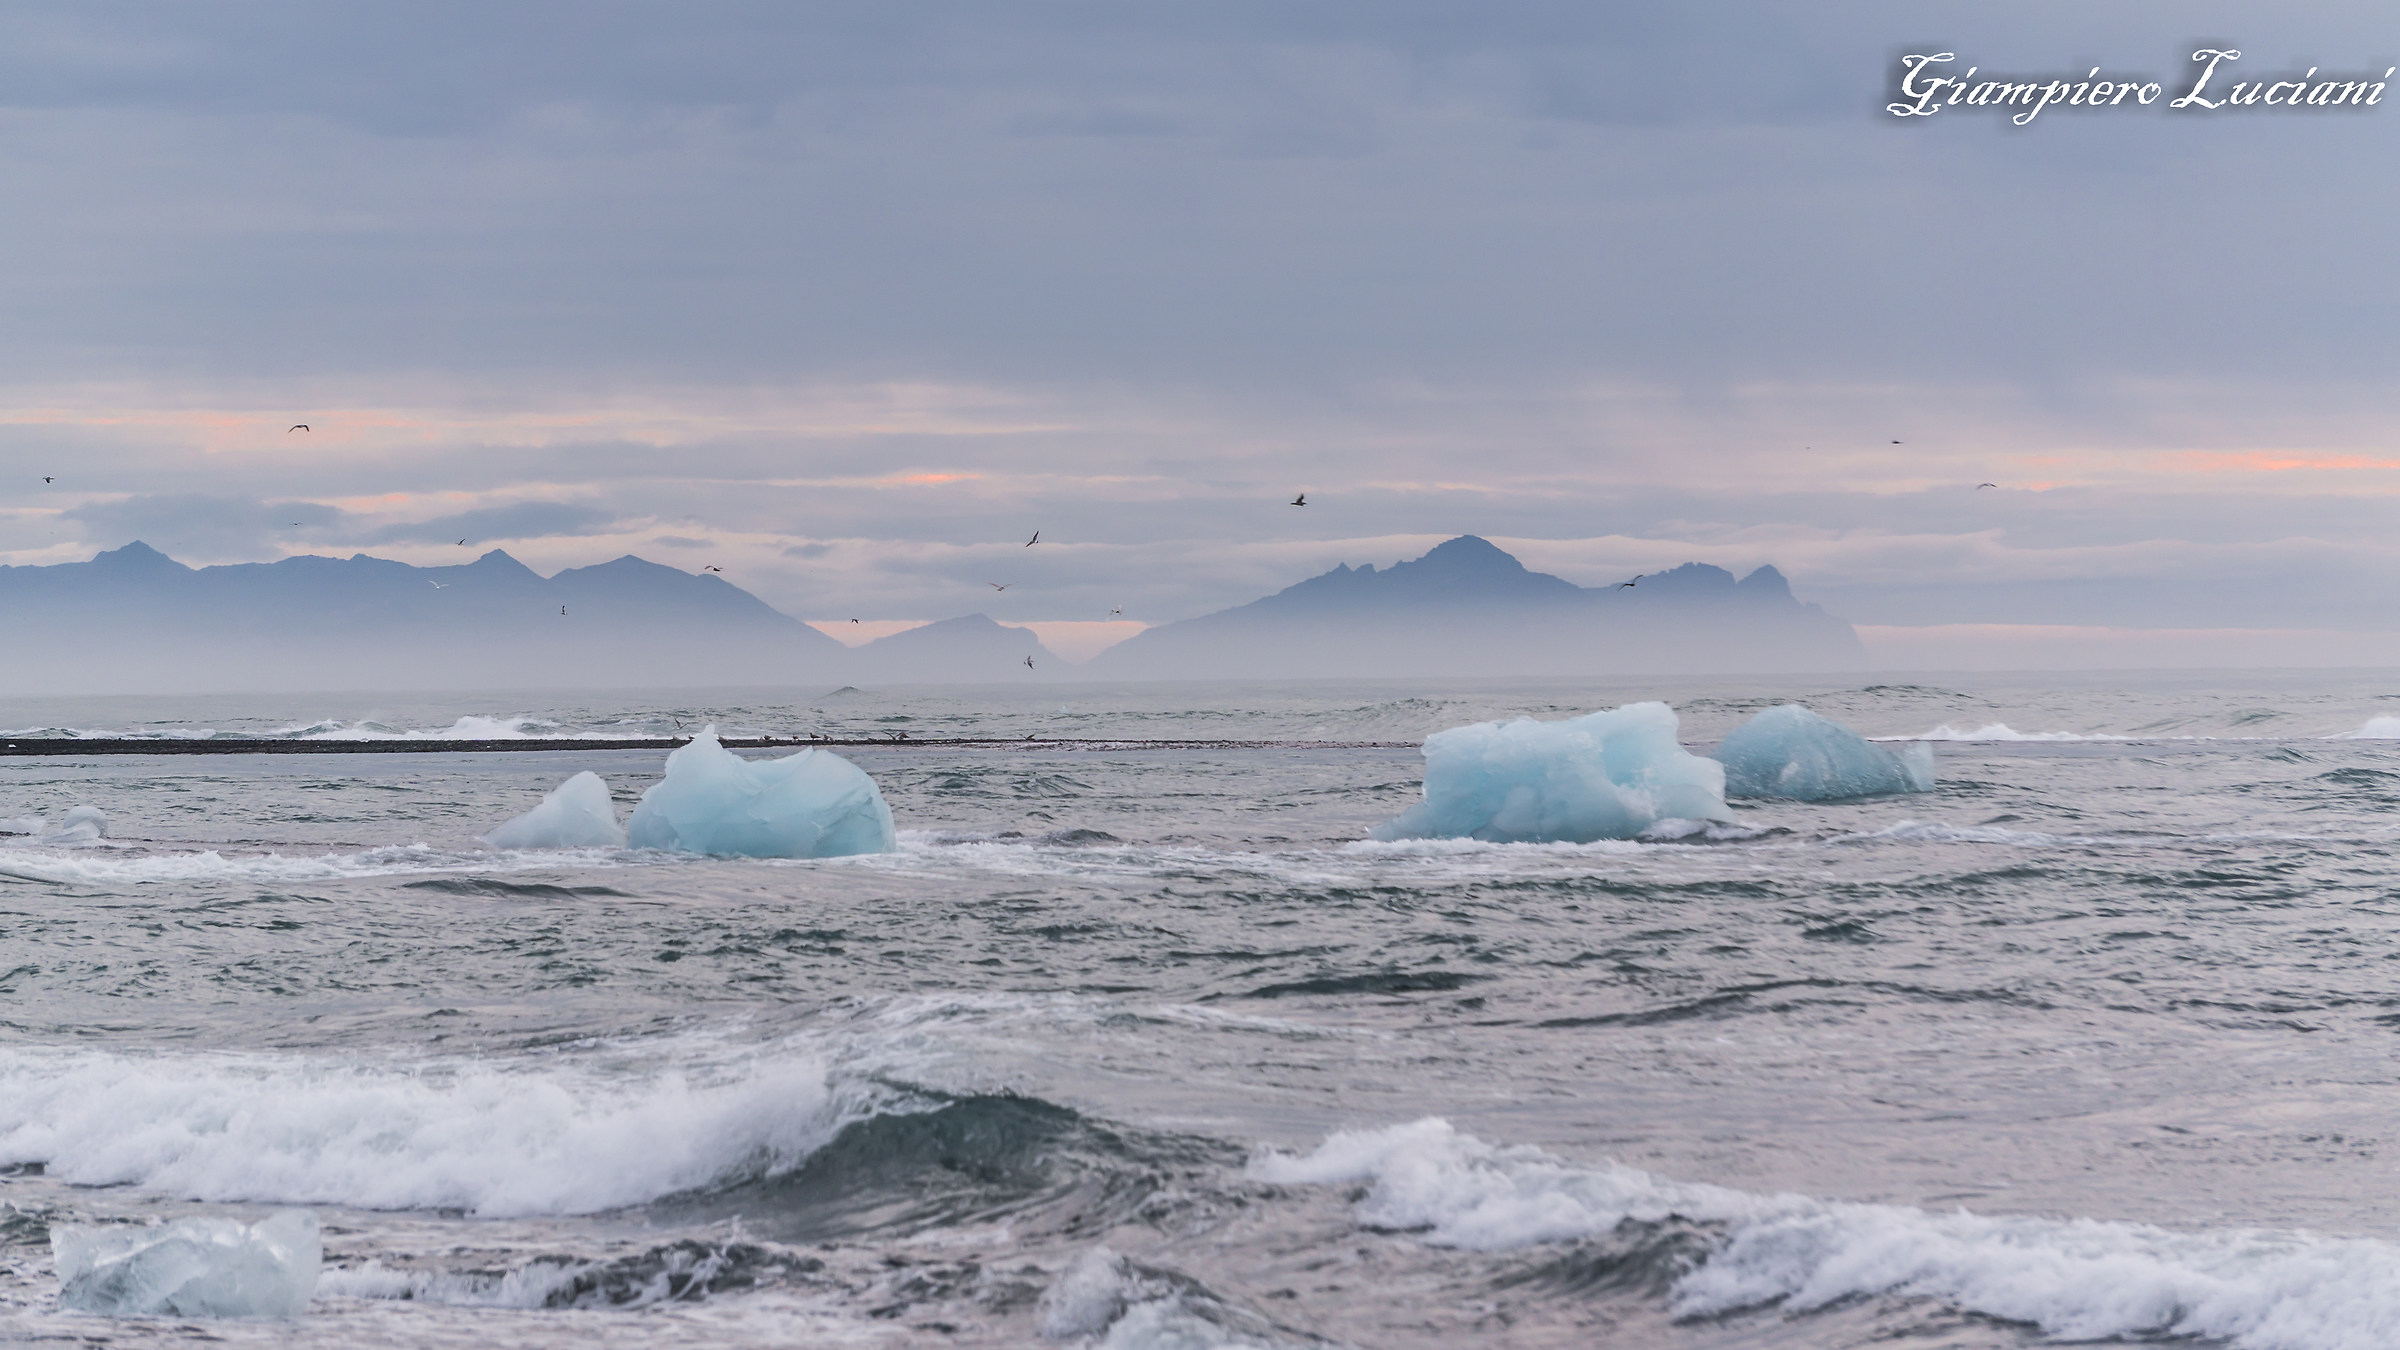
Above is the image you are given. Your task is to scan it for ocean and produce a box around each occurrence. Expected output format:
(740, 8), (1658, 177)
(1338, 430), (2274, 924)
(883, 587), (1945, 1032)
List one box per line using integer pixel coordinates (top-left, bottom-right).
(4, 673), (2400, 1348)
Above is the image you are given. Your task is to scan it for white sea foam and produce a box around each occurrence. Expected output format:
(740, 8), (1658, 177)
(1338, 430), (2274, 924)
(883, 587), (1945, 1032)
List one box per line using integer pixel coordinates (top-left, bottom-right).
(1256, 1119), (2400, 1350)
(0, 715), (599, 741)
(0, 1041), (881, 1215)
(1899, 723), (2128, 742)
(1833, 819), (2090, 847)
(2329, 716), (2400, 740)
(0, 843), (643, 887)
(272, 716), (576, 740)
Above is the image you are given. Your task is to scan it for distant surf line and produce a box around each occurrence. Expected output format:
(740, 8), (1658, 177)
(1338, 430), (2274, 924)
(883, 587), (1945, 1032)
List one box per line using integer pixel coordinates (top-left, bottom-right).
(0, 736), (1425, 757)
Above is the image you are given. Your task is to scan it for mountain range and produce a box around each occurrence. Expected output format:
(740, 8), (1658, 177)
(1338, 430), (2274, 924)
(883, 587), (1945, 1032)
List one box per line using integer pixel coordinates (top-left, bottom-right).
(0, 536), (1859, 692)
(1089, 535), (1862, 678)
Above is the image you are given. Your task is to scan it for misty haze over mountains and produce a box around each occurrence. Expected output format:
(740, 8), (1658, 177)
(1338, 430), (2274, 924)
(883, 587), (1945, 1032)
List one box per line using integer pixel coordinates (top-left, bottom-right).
(0, 537), (1860, 693)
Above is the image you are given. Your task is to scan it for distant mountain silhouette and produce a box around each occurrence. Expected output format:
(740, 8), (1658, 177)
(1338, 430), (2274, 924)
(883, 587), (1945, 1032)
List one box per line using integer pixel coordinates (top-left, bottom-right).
(0, 536), (1860, 693)
(0, 542), (847, 693)
(1089, 535), (1863, 677)
(852, 614), (1063, 681)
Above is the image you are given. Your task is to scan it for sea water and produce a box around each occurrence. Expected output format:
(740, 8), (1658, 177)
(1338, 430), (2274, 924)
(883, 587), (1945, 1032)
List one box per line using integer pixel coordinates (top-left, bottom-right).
(4, 673), (2400, 1347)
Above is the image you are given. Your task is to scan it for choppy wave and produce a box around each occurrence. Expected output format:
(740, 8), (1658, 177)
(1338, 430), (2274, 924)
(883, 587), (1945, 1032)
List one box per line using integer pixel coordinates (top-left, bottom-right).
(2328, 716), (2400, 740)
(0, 843), (648, 887)
(0, 1041), (885, 1216)
(1257, 1118), (2400, 1350)
(1896, 723), (2130, 742)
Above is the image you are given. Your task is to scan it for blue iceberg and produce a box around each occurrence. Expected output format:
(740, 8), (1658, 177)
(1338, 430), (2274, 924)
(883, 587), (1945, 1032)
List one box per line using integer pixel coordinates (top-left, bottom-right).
(627, 728), (896, 858)
(1371, 702), (1733, 843)
(1713, 704), (1935, 800)
(53, 1210), (321, 1319)
(482, 771), (627, 849)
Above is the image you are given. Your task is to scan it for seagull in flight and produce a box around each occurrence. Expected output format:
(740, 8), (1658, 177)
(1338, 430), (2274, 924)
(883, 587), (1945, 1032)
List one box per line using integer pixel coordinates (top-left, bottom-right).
(1975, 482), (1998, 489)
(702, 564), (723, 573)
(850, 618), (861, 624)
(1290, 493), (1306, 507)
(289, 424), (309, 433)
(458, 539), (468, 547)
(428, 581), (449, 589)
(990, 582), (1011, 591)
(560, 606), (567, 616)
(42, 476), (53, 484)
(1891, 440), (1903, 445)
(1615, 575), (1643, 590)
(1025, 530), (1041, 547)
(1110, 606), (1122, 616)
(1023, 656), (1035, 669)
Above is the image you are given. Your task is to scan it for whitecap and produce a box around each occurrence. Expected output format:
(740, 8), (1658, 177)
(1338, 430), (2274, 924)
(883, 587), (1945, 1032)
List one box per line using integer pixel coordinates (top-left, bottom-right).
(0, 1039), (894, 1216)
(1897, 723), (2129, 742)
(1257, 1118), (2400, 1350)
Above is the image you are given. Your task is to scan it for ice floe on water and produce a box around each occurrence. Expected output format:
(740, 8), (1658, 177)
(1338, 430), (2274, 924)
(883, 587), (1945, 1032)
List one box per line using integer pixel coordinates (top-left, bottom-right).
(1714, 704), (1934, 800)
(482, 771), (627, 849)
(1370, 702), (1731, 843)
(53, 1210), (320, 1319)
(1257, 1118), (2400, 1350)
(628, 728), (895, 858)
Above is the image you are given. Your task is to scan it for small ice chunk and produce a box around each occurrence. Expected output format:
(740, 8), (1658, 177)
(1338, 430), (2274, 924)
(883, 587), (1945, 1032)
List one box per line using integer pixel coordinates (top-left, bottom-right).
(43, 805), (107, 843)
(53, 1210), (321, 1319)
(481, 771), (627, 849)
(627, 727), (896, 858)
(1714, 704), (1935, 800)
(1039, 1247), (1132, 1338)
(1371, 702), (1732, 843)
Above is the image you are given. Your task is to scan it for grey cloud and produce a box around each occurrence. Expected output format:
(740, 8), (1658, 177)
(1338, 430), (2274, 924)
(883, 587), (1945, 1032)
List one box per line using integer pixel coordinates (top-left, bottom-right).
(359, 502), (617, 546)
(62, 494), (345, 559)
(9, 2), (2400, 654)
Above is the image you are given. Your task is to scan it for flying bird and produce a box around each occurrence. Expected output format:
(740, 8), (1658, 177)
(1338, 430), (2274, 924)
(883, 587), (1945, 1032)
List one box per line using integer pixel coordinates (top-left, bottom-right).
(702, 565), (723, 573)
(42, 477), (53, 484)
(1024, 656), (1035, 669)
(1110, 606), (1122, 617)
(428, 581), (448, 589)
(990, 582), (1011, 591)
(1615, 575), (1643, 590)
(1025, 530), (1041, 547)
(1891, 440), (1903, 445)
(560, 606), (567, 616)
(289, 424), (309, 433)
(850, 618), (861, 624)
(1291, 493), (1306, 507)
(458, 539), (468, 546)
(1976, 482), (1998, 489)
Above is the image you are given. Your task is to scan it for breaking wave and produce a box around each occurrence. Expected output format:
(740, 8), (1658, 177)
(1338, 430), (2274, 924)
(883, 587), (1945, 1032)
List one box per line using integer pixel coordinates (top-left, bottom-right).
(1257, 1118), (2400, 1350)
(0, 715), (610, 741)
(0, 1040), (886, 1216)
(1895, 723), (2129, 742)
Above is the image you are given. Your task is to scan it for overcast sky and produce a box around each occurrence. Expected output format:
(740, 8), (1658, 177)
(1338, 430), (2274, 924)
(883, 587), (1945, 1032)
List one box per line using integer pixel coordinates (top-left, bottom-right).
(5, 1), (2399, 663)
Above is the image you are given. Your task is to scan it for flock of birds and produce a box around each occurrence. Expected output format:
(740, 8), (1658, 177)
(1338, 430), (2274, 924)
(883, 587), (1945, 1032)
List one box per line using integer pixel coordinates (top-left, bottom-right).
(34, 432), (2004, 668)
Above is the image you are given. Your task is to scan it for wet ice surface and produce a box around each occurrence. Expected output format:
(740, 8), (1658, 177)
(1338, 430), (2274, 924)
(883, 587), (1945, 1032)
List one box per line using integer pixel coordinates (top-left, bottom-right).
(1715, 704), (1935, 800)
(53, 1210), (319, 1319)
(6, 676), (2400, 1346)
